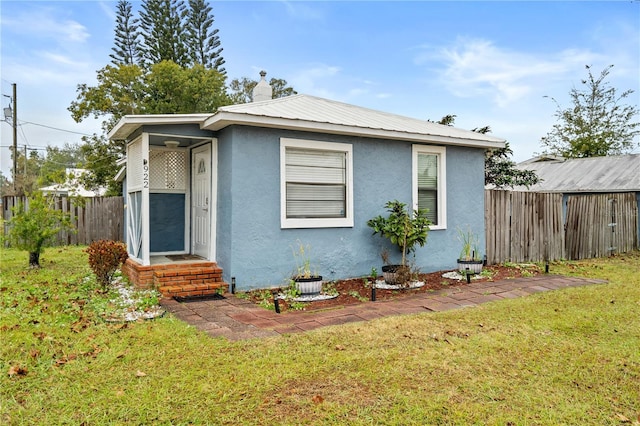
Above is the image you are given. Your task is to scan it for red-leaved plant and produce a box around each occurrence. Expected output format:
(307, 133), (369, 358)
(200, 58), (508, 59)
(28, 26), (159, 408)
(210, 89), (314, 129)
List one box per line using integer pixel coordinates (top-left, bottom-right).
(86, 240), (128, 290)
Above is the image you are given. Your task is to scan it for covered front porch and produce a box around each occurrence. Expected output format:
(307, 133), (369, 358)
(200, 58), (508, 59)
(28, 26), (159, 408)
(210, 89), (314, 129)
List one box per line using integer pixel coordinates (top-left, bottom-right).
(111, 117), (227, 298)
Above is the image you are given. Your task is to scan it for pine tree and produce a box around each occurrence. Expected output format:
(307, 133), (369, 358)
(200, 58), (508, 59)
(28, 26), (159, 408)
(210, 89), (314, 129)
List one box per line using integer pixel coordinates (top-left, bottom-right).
(139, 0), (189, 68)
(110, 0), (140, 65)
(185, 0), (225, 73)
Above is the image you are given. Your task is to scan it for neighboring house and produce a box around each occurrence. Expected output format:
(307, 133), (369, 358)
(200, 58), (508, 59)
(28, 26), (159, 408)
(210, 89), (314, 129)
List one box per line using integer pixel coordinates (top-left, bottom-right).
(40, 168), (107, 198)
(514, 154), (640, 257)
(108, 74), (505, 296)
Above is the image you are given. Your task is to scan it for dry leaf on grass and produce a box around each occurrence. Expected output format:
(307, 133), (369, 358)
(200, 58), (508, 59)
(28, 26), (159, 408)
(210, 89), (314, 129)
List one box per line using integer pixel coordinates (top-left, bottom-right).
(8, 365), (27, 377)
(135, 370), (147, 377)
(312, 395), (324, 404)
(615, 413), (630, 422)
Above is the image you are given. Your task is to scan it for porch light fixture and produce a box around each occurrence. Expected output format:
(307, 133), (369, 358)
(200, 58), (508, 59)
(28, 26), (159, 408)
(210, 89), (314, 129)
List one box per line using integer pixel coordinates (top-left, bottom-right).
(164, 140), (180, 148)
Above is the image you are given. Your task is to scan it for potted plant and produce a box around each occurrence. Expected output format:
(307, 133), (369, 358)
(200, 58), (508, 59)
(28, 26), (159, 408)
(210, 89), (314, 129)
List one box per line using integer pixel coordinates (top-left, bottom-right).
(457, 227), (483, 275)
(291, 241), (323, 295)
(367, 200), (431, 286)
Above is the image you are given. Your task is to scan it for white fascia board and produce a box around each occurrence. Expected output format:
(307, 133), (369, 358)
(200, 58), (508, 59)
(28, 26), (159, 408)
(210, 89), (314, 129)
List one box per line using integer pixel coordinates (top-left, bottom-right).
(114, 166), (126, 182)
(203, 112), (506, 150)
(108, 114), (212, 140)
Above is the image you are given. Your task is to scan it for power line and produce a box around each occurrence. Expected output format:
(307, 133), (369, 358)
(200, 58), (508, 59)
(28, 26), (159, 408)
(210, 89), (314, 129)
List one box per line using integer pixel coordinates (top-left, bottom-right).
(19, 121), (95, 136)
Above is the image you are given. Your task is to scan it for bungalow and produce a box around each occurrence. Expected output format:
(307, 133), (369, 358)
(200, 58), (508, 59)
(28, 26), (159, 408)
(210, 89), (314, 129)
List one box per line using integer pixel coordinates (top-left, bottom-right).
(108, 73), (505, 297)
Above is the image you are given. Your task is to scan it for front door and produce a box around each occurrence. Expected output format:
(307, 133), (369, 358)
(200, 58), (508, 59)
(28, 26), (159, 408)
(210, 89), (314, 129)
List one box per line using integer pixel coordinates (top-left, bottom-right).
(192, 144), (211, 258)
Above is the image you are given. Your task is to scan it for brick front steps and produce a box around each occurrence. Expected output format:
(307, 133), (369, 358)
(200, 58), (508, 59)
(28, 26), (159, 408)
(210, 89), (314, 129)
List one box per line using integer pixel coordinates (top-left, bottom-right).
(122, 258), (229, 298)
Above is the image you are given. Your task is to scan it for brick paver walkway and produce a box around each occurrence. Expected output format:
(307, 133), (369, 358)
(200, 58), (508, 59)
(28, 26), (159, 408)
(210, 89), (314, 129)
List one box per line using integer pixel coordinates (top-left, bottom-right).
(160, 275), (607, 341)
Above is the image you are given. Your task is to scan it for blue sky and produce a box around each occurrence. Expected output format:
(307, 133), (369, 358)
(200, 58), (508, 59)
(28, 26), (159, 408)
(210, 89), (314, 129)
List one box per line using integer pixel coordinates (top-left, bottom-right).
(1, 1), (639, 177)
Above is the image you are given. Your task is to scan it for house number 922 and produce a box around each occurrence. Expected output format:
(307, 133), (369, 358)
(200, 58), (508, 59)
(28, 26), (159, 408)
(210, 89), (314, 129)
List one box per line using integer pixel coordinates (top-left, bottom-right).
(143, 160), (149, 188)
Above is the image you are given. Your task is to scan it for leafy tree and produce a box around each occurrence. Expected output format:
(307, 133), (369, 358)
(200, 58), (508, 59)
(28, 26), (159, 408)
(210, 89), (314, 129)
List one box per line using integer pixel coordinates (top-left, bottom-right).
(139, 0), (189, 68)
(484, 143), (540, 189)
(185, 0), (225, 73)
(110, 0), (141, 66)
(69, 63), (146, 129)
(2, 192), (74, 268)
(0, 171), (10, 196)
(70, 62), (228, 125)
(432, 115), (539, 188)
(228, 76), (297, 104)
(541, 64), (640, 158)
(78, 135), (124, 196)
(144, 61), (228, 113)
(69, 61), (228, 193)
(37, 143), (85, 187)
(7, 147), (43, 196)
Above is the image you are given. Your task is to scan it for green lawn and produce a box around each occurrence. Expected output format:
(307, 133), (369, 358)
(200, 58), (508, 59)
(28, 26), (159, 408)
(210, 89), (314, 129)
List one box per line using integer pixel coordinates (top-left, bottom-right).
(1, 246), (639, 425)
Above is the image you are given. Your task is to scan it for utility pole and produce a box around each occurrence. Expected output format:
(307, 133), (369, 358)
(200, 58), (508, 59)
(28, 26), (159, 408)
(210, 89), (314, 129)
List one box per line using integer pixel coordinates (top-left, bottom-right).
(11, 83), (17, 192)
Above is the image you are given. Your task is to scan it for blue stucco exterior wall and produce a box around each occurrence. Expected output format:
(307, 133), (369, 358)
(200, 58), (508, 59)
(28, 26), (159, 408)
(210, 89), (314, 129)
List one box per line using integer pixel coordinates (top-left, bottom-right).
(215, 125), (487, 291)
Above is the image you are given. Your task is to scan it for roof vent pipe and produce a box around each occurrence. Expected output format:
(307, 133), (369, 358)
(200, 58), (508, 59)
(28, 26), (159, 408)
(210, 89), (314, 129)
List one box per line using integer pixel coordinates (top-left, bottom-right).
(252, 70), (272, 102)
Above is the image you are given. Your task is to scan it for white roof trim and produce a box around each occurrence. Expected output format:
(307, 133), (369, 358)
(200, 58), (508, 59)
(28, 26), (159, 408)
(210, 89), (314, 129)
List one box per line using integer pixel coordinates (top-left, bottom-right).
(108, 114), (211, 140)
(205, 111), (504, 148)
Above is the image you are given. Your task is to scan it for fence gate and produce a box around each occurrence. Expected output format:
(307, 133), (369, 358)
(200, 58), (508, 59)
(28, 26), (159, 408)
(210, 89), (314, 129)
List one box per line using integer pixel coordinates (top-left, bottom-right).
(565, 192), (638, 259)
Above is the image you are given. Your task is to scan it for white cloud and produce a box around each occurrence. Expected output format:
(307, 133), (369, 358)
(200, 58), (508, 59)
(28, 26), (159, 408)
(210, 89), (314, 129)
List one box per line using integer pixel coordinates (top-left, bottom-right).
(289, 64), (342, 97)
(420, 38), (601, 108)
(98, 1), (117, 22)
(3, 8), (89, 43)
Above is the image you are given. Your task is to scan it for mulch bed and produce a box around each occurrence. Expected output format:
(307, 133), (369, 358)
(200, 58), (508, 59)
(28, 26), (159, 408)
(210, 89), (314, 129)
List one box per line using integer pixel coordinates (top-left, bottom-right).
(242, 263), (542, 313)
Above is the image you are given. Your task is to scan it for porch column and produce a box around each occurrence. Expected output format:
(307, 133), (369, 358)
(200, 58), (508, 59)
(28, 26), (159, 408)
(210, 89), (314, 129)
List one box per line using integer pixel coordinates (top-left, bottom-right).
(141, 132), (150, 266)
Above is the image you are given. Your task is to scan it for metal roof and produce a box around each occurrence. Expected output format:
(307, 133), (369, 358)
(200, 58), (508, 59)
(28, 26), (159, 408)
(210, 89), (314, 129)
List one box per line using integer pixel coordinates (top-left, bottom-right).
(108, 94), (505, 149)
(204, 94), (505, 148)
(513, 154), (640, 193)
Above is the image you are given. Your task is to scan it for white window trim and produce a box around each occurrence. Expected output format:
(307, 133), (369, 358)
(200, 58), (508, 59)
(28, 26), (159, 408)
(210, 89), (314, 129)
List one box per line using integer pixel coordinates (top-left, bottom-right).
(412, 145), (447, 230)
(280, 137), (354, 229)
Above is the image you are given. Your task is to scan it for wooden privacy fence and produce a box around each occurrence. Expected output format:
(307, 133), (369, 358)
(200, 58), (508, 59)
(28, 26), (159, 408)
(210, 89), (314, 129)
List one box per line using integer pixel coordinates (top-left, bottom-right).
(565, 192), (638, 260)
(2, 196), (124, 246)
(485, 190), (565, 264)
(485, 190), (639, 264)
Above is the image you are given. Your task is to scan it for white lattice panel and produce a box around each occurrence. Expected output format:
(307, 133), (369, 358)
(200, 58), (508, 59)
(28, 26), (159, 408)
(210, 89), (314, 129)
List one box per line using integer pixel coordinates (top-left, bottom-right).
(149, 148), (187, 191)
(127, 139), (143, 190)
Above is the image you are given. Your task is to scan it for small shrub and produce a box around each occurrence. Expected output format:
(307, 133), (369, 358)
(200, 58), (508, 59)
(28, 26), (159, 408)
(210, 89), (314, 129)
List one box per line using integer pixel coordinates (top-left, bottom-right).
(2, 192), (75, 268)
(86, 240), (128, 290)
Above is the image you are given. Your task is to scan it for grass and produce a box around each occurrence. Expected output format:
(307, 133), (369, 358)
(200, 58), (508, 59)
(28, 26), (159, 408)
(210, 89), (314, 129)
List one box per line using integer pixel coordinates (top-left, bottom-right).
(1, 246), (639, 425)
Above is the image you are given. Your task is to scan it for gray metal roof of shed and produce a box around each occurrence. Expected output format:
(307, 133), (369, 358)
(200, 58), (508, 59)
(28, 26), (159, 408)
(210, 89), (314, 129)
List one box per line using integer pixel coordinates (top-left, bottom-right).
(513, 154), (640, 193)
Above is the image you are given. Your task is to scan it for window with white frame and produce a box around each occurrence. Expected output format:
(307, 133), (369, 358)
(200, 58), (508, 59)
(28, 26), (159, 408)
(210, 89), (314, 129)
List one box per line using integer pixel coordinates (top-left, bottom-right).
(413, 145), (446, 229)
(281, 138), (353, 228)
